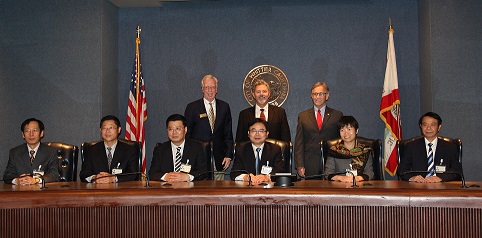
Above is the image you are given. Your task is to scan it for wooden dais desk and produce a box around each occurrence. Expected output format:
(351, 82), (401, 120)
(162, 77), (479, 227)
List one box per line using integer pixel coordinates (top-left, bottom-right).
(1, 180), (481, 238)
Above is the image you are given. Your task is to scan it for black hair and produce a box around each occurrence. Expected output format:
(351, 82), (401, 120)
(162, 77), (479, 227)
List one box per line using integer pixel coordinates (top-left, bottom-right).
(248, 118), (269, 132)
(419, 112), (442, 125)
(337, 116), (359, 131)
(166, 114), (187, 128)
(21, 118), (45, 132)
(100, 115), (121, 128)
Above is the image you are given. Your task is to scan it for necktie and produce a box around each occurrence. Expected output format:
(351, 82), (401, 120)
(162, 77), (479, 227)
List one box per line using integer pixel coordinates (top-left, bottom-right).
(255, 148), (261, 175)
(107, 147), (113, 168)
(426, 143), (434, 177)
(175, 147), (182, 172)
(260, 109), (266, 121)
(317, 109), (323, 130)
(209, 102), (215, 133)
(30, 150), (35, 165)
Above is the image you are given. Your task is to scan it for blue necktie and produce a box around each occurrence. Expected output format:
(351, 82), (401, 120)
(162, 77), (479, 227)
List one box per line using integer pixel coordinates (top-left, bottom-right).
(426, 143), (434, 177)
(255, 148), (261, 175)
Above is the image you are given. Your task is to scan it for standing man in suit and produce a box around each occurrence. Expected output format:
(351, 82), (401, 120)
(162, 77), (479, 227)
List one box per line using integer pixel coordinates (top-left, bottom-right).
(80, 115), (139, 183)
(398, 112), (462, 182)
(149, 114), (207, 182)
(231, 119), (285, 184)
(3, 118), (59, 185)
(294, 82), (343, 178)
(184, 74), (234, 180)
(236, 79), (291, 144)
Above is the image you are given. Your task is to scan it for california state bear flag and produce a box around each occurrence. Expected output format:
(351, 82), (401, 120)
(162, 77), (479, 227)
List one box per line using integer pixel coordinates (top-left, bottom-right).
(380, 23), (402, 176)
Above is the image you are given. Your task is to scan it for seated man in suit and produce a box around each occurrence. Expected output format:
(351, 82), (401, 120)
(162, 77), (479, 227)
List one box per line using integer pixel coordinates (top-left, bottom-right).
(231, 119), (285, 184)
(3, 118), (59, 185)
(80, 115), (139, 183)
(149, 114), (207, 182)
(398, 112), (462, 183)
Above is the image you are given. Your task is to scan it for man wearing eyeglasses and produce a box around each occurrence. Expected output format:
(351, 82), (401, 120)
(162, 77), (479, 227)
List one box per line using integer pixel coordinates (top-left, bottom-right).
(80, 115), (139, 183)
(184, 74), (234, 180)
(294, 82), (343, 178)
(231, 119), (285, 184)
(149, 114), (207, 182)
(3, 118), (59, 185)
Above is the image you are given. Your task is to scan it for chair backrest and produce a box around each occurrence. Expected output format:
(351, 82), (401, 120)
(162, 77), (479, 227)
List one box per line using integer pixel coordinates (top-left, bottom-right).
(265, 138), (292, 173)
(397, 136), (462, 164)
(234, 139), (292, 173)
(46, 142), (79, 182)
(81, 139), (142, 180)
(321, 137), (384, 180)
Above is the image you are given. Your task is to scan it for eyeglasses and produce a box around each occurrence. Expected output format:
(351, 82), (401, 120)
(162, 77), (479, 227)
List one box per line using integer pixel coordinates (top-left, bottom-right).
(311, 92), (328, 97)
(249, 129), (267, 134)
(101, 126), (118, 131)
(203, 86), (217, 90)
(24, 128), (40, 133)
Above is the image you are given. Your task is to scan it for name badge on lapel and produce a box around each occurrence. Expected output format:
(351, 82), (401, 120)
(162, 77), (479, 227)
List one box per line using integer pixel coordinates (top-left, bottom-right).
(199, 113), (207, 119)
(261, 161), (273, 175)
(436, 159), (446, 173)
(180, 159), (192, 173)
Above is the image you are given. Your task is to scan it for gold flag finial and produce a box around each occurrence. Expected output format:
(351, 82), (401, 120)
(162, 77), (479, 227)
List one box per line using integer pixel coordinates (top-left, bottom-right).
(388, 18), (394, 33)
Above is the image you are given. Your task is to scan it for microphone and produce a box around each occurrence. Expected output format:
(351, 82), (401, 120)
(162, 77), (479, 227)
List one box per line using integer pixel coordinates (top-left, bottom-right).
(33, 173), (47, 189)
(92, 172), (150, 187)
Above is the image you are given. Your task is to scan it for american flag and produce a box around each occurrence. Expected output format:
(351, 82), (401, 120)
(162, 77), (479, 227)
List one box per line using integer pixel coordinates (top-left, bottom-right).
(126, 27), (147, 173)
(380, 21), (402, 176)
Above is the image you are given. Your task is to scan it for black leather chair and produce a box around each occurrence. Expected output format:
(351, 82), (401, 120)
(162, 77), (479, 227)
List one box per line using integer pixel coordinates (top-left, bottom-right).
(321, 137), (384, 180)
(46, 142), (79, 182)
(397, 136), (462, 178)
(81, 138), (142, 180)
(265, 139), (292, 173)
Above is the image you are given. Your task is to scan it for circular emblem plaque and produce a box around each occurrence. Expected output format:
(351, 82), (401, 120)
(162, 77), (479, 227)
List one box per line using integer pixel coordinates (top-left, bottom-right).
(243, 65), (289, 107)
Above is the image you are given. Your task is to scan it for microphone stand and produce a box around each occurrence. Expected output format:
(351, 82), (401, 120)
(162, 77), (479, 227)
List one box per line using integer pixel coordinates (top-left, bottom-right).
(34, 173), (47, 189)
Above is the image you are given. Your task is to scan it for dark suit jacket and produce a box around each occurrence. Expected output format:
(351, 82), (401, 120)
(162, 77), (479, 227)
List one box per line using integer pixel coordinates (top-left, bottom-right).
(148, 138), (208, 181)
(80, 140), (139, 182)
(398, 137), (462, 181)
(236, 104), (291, 144)
(3, 143), (59, 184)
(184, 98), (234, 171)
(231, 142), (285, 179)
(294, 106), (343, 177)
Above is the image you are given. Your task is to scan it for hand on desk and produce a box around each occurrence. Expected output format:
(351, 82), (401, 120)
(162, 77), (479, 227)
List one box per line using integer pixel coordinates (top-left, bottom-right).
(16, 174), (39, 186)
(94, 172), (116, 184)
(297, 167), (305, 177)
(244, 174), (270, 185)
(331, 175), (365, 183)
(409, 175), (442, 183)
(164, 172), (190, 182)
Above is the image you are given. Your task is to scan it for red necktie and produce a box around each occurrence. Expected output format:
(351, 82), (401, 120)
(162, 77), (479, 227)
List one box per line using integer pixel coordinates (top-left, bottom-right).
(317, 109), (323, 130)
(260, 109), (266, 121)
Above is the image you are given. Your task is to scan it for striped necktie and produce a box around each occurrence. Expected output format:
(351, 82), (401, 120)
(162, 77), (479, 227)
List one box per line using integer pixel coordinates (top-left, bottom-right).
(426, 143), (434, 177)
(209, 102), (215, 133)
(175, 147), (182, 172)
(107, 147), (113, 168)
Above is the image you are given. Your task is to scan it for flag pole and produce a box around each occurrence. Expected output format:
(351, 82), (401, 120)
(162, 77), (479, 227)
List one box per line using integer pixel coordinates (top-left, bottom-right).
(135, 26), (142, 140)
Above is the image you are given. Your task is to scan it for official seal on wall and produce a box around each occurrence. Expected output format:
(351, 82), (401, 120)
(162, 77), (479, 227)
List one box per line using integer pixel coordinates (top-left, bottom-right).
(243, 64), (289, 107)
